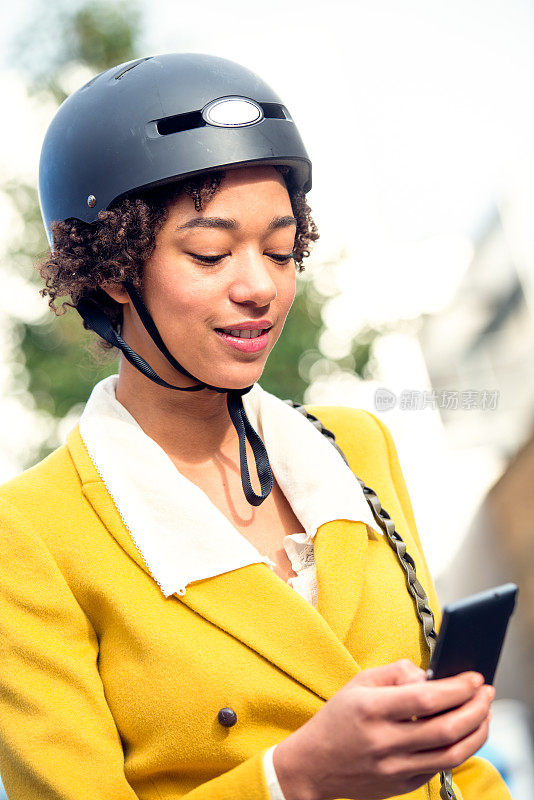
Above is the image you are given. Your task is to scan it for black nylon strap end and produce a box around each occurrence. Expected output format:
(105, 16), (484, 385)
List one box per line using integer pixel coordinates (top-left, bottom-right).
(227, 391), (273, 506)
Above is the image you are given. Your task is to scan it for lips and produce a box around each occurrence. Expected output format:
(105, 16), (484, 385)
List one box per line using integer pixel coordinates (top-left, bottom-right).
(215, 323), (272, 338)
(215, 328), (271, 352)
(217, 328), (270, 339)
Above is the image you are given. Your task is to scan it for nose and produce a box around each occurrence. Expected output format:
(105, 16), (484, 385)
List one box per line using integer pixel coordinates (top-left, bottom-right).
(228, 249), (277, 307)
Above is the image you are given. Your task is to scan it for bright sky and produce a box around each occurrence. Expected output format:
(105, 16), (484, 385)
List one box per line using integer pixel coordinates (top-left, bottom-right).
(1, 0), (533, 576)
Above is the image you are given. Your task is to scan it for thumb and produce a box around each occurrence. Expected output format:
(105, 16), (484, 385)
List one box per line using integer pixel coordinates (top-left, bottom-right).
(350, 659), (427, 689)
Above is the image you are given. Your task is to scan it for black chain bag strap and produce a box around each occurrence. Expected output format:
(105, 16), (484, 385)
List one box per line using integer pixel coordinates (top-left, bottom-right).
(285, 400), (456, 800)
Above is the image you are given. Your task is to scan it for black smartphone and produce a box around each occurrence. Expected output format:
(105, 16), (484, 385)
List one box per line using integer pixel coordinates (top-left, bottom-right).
(427, 583), (518, 685)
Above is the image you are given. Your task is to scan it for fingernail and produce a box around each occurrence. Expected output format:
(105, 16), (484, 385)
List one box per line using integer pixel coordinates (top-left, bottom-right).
(472, 673), (484, 687)
(486, 686), (496, 701)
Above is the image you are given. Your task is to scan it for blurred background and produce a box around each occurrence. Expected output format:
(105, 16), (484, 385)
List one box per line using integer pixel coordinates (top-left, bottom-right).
(1, 0), (534, 796)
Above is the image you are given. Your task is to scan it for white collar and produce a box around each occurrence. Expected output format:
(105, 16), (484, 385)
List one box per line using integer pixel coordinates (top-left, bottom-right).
(78, 375), (381, 597)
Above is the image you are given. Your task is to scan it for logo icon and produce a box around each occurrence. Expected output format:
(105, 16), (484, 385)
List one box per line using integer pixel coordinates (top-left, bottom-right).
(374, 387), (396, 411)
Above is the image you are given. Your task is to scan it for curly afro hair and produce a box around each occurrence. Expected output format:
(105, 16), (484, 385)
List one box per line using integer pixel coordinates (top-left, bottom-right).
(38, 165), (320, 350)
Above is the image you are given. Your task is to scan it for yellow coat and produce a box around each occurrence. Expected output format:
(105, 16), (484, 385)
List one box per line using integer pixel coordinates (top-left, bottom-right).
(0, 404), (511, 800)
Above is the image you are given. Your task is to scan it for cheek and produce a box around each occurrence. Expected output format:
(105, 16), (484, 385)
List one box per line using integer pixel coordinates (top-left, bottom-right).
(149, 271), (210, 325)
(279, 272), (297, 314)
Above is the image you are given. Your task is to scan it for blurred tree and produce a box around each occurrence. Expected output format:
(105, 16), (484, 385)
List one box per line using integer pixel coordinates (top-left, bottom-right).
(4, 0), (144, 465)
(260, 266), (384, 402)
(11, 0), (143, 103)
(4, 0), (386, 470)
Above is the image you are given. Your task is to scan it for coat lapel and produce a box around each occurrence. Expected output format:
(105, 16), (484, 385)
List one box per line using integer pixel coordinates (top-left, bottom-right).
(68, 424), (369, 701)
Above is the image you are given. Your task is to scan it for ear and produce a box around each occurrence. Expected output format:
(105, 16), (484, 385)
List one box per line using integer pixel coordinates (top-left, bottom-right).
(100, 282), (130, 304)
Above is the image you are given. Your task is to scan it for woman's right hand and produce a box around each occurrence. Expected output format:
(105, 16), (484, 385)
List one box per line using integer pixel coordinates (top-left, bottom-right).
(273, 659), (494, 800)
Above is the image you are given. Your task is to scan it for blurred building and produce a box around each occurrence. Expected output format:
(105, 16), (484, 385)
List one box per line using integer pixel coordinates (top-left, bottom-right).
(417, 181), (534, 778)
(418, 201), (534, 459)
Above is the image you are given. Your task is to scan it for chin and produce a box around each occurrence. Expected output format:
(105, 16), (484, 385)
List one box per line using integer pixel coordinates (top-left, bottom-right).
(202, 366), (265, 392)
(216, 375), (262, 392)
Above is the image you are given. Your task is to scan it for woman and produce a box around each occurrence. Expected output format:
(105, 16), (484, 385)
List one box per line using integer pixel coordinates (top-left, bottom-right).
(0, 53), (510, 800)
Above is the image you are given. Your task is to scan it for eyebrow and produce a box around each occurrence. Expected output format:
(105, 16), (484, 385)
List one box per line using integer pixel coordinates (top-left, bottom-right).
(175, 215), (298, 232)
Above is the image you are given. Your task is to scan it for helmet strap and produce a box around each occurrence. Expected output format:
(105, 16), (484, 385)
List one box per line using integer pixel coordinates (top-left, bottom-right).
(75, 291), (273, 506)
(123, 281), (217, 388)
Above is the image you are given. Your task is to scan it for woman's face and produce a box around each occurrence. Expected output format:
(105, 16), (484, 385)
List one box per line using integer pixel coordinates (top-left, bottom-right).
(124, 165), (298, 391)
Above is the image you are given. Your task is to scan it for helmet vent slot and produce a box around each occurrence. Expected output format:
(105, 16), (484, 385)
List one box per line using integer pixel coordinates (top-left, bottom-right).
(114, 57), (153, 80)
(156, 110), (206, 136)
(259, 103), (290, 120)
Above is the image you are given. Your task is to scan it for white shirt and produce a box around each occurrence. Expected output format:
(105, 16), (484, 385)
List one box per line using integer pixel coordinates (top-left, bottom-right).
(78, 375), (382, 800)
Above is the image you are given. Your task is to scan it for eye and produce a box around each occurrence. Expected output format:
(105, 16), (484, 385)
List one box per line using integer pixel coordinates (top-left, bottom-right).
(188, 253), (226, 265)
(267, 253), (294, 264)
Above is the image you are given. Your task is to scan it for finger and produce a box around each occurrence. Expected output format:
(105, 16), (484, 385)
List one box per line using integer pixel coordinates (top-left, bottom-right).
(382, 716), (490, 782)
(402, 685), (493, 752)
(404, 714), (490, 774)
(351, 659), (427, 689)
(383, 672), (484, 721)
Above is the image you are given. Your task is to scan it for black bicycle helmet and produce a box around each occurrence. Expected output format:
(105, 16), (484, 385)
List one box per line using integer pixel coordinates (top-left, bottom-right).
(38, 52), (313, 506)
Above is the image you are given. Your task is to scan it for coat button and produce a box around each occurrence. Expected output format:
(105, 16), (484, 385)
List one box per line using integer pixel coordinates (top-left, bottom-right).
(217, 707), (237, 727)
